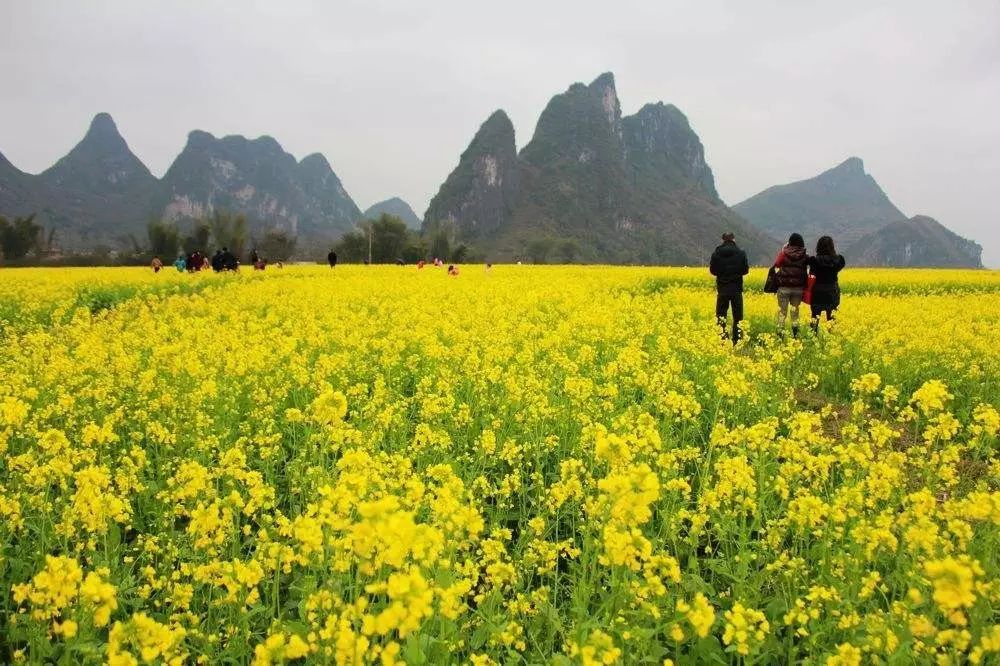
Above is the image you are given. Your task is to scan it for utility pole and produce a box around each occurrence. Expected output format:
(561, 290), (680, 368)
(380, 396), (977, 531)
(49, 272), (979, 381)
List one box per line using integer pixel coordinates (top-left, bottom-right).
(367, 222), (373, 264)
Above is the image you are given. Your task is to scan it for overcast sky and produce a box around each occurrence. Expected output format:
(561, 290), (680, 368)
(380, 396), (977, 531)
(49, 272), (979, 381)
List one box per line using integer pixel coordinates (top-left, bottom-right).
(2, 1), (998, 265)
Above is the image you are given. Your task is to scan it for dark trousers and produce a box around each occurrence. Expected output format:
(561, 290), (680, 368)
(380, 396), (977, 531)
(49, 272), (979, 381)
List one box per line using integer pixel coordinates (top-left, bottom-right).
(716, 288), (743, 342)
(810, 304), (835, 332)
(810, 305), (835, 320)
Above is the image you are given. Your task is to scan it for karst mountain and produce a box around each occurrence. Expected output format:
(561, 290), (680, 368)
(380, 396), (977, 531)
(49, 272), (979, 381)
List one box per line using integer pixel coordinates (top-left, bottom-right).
(361, 197), (421, 228)
(424, 73), (774, 264)
(0, 114), (360, 252)
(734, 158), (981, 267)
(0, 84), (985, 266)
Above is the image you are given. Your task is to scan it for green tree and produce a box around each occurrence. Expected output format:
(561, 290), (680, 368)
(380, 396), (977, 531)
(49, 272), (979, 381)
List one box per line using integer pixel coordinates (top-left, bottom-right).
(558, 239), (580, 263)
(182, 220), (211, 255)
(209, 211), (248, 259)
(0, 214), (41, 260)
(258, 229), (297, 262)
(147, 220), (180, 259)
(370, 214), (409, 262)
(401, 233), (428, 263)
(335, 231), (368, 262)
(452, 244), (469, 263)
(526, 237), (554, 264)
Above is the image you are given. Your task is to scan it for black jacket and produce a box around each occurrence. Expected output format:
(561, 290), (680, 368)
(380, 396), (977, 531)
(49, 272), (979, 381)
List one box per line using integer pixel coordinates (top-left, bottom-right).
(710, 242), (750, 290)
(807, 254), (845, 285)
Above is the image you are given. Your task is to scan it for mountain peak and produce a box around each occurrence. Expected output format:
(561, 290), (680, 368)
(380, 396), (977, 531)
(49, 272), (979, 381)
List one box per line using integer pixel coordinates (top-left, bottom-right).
(829, 156), (865, 176)
(623, 101), (718, 201)
(89, 112), (117, 131)
(79, 112), (128, 151)
(589, 72), (616, 90)
(41, 111), (153, 191)
(735, 157), (906, 246)
(483, 109), (514, 130)
(423, 108), (520, 235)
(362, 197), (421, 229)
(299, 152), (332, 172)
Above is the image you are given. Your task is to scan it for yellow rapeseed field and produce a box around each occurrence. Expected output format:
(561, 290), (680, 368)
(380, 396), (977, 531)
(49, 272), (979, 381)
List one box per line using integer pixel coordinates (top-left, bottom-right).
(1, 264), (999, 665)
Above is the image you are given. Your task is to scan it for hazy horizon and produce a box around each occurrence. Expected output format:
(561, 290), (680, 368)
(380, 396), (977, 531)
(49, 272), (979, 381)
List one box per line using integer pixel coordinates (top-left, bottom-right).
(2, 1), (998, 265)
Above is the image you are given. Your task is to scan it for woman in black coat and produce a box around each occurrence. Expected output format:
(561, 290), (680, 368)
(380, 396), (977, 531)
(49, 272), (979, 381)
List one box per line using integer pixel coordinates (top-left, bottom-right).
(807, 235), (846, 332)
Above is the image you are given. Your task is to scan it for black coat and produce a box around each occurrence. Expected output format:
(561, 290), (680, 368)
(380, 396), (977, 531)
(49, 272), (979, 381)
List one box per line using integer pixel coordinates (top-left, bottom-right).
(807, 254), (845, 308)
(807, 254), (845, 286)
(710, 242), (750, 290)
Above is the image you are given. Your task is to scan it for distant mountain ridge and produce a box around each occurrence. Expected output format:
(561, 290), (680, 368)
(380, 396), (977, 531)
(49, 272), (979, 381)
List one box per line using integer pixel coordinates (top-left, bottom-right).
(1, 104), (985, 266)
(734, 158), (980, 267)
(361, 197), (420, 228)
(0, 114), (360, 252)
(424, 72), (774, 264)
(733, 157), (906, 247)
(847, 215), (982, 268)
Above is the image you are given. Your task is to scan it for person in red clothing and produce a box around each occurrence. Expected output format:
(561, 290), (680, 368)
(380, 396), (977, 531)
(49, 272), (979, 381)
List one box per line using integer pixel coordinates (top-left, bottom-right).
(773, 232), (808, 337)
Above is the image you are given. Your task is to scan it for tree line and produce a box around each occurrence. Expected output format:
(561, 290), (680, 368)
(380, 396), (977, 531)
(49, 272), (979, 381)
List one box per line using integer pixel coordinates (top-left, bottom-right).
(147, 212), (296, 263)
(334, 215), (475, 264)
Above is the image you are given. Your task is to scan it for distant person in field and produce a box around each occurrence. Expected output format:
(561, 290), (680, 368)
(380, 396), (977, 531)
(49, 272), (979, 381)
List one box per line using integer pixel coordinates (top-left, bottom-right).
(211, 249), (224, 272)
(173, 255), (186, 272)
(201, 255), (211, 271)
(250, 248), (259, 265)
(448, 264), (459, 276)
(220, 247), (238, 271)
(327, 249), (337, 268)
(151, 256), (163, 273)
(709, 232), (749, 344)
(808, 235), (846, 332)
(773, 232), (808, 338)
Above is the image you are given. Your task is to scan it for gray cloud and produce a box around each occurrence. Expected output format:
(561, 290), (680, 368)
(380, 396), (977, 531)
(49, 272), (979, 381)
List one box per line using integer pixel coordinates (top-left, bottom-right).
(2, 0), (998, 264)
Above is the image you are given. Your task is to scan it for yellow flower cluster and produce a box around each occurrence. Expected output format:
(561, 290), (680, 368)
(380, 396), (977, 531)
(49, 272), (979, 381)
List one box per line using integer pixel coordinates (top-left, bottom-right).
(1, 264), (999, 663)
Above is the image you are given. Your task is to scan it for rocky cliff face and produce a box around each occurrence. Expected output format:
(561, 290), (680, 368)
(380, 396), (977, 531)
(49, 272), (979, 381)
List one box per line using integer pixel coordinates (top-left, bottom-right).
(623, 102), (719, 201)
(425, 73), (773, 264)
(0, 113), (361, 252)
(361, 197), (421, 228)
(847, 215), (982, 267)
(733, 157), (907, 247)
(160, 132), (359, 241)
(423, 110), (520, 239)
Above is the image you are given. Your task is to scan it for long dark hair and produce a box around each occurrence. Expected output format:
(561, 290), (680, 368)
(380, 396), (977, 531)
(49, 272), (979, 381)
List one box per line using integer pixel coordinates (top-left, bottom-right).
(816, 235), (836, 256)
(787, 233), (805, 248)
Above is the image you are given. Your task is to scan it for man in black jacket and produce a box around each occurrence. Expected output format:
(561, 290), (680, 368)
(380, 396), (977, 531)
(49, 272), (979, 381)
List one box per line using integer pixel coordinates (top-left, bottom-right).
(709, 232), (750, 344)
